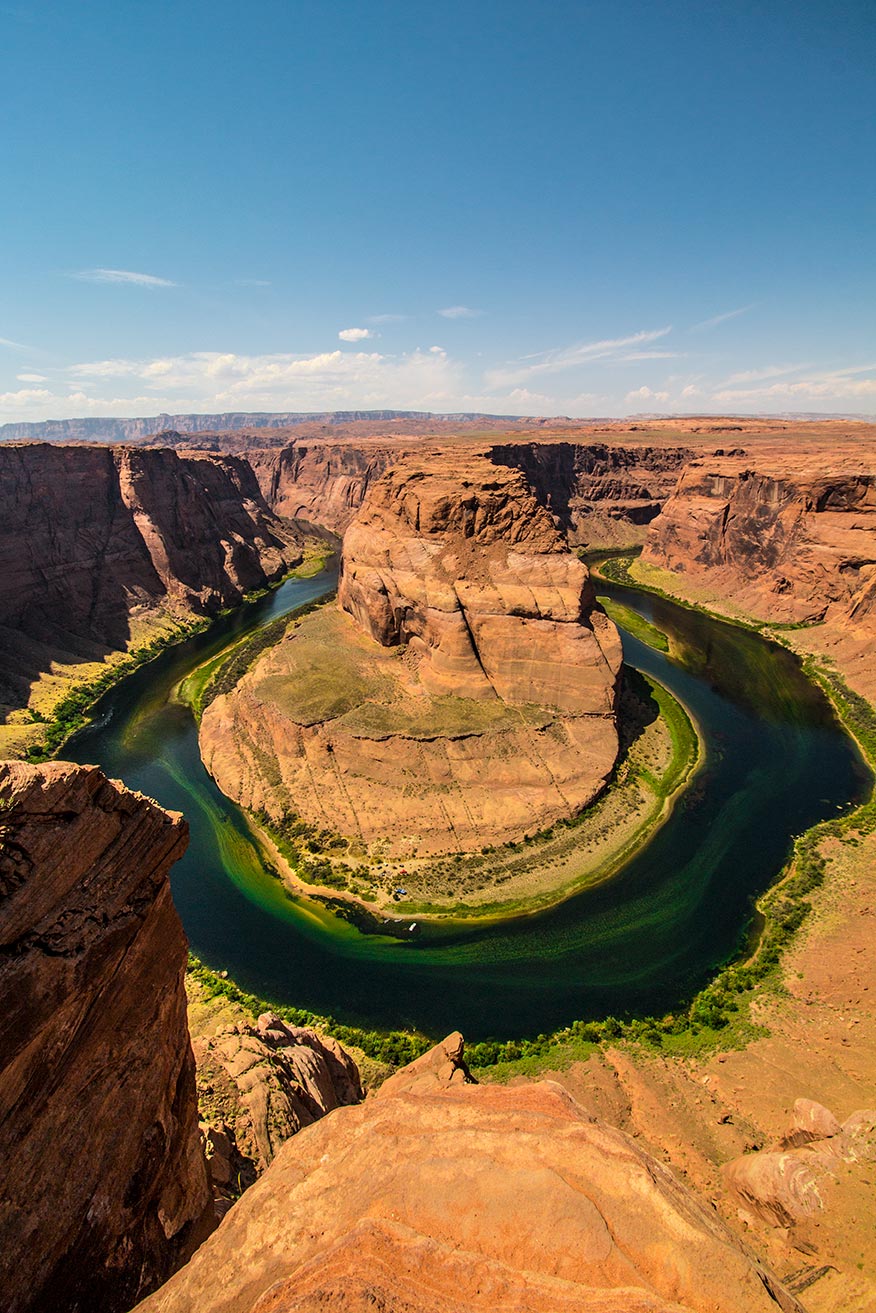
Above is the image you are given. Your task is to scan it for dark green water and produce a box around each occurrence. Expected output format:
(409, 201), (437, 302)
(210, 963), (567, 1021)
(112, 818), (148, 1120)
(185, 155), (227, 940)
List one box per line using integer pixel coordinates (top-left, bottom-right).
(69, 568), (871, 1041)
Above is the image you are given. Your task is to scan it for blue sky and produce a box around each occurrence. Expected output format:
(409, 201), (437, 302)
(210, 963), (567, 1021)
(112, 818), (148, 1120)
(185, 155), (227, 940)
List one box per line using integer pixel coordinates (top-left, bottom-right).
(1, 0), (874, 421)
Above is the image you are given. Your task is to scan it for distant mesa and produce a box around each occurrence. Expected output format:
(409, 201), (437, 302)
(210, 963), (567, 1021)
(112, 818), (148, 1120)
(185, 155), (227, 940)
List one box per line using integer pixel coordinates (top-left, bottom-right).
(200, 451), (622, 856)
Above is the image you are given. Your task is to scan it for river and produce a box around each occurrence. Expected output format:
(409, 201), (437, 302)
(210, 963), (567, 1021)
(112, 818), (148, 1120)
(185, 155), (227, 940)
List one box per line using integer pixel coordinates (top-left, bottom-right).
(68, 566), (871, 1040)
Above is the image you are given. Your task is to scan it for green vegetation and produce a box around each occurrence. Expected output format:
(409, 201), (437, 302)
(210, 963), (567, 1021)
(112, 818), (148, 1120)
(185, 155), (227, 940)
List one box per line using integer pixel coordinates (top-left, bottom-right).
(598, 595), (669, 652)
(187, 954), (431, 1068)
(182, 592), (336, 722)
(25, 620), (211, 763)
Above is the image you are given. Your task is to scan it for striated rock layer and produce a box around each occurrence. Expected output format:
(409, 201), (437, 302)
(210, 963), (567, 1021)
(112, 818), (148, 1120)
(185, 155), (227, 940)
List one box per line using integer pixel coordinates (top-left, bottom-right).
(0, 761), (213, 1313)
(644, 454), (876, 627)
(137, 1035), (803, 1313)
(201, 452), (622, 854)
(0, 442), (305, 720)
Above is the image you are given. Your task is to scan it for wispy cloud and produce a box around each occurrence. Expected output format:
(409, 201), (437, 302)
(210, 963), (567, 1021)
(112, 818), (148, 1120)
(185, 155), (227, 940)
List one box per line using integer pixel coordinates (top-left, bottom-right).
(368, 313), (407, 325)
(712, 360), (876, 405)
(235, 278), (272, 287)
(71, 268), (177, 288)
(16, 372), (47, 383)
(486, 327), (673, 387)
(338, 327), (372, 342)
(438, 305), (481, 319)
(0, 335), (28, 349)
(689, 304), (755, 332)
(717, 363), (810, 387)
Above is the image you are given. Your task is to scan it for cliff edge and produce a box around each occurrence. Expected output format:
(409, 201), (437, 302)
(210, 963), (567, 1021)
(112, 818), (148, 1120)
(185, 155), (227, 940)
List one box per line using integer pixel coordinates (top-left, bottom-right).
(0, 761), (213, 1313)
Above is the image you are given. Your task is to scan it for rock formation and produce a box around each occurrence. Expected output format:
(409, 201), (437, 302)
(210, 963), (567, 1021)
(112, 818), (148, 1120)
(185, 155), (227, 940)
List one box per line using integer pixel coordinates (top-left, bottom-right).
(136, 1035), (803, 1313)
(489, 440), (693, 546)
(0, 442), (305, 725)
(644, 454), (876, 626)
(0, 761), (213, 1313)
(200, 451), (622, 854)
(725, 1099), (876, 1231)
(194, 1012), (363, 1178)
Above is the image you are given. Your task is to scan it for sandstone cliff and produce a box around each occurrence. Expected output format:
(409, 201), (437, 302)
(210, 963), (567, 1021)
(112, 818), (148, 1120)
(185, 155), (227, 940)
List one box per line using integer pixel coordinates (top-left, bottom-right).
(490, 440), (693, 546)
(644, 455), (876, 626)
(0, 761), (212, 1313)
(136, 1034), (803, 1313)
(201, 452), (622, 855)
(248, 442), (398, 533)
(0, 443), (305, 730)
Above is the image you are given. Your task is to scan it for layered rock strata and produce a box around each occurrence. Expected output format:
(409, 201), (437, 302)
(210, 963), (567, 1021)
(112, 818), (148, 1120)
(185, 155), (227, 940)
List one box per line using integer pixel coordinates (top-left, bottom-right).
(489, 440), (693, 546)
(136, 1035), (803, 1313)
(201, 453), (622, 854)
(644, 455), (876, 626)
(0, 443), (305, 720)
(0, 761), (212, 1313)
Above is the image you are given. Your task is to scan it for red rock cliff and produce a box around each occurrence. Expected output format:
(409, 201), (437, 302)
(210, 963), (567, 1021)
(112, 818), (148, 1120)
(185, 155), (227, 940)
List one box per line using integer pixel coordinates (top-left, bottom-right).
(0, 443), (305, 719)
(0, 761), (213, 1313)
(644, 455), (876, 625)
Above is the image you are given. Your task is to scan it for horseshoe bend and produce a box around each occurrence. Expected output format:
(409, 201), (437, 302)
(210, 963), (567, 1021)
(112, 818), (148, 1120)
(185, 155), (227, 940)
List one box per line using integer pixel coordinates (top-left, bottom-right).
(199, 450), (626, 864)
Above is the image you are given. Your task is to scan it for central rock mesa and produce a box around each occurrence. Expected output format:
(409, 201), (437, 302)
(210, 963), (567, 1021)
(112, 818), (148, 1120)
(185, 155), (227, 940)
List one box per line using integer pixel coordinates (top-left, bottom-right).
(201, 452), (622, 856)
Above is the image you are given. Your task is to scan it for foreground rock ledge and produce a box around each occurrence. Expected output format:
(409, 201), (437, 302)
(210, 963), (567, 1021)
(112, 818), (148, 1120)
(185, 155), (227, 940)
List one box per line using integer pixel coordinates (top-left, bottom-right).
(137, 1034), (803, 1313)
(0, 761), (213, 1313)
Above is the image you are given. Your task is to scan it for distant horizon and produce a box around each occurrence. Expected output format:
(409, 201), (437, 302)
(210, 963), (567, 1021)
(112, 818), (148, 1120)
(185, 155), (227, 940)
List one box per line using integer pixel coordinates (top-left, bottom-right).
(2, 405), (875, 443)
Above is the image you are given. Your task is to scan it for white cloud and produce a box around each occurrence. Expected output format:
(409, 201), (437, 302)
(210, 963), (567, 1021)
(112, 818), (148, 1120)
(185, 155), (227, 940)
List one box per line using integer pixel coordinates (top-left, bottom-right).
(438, 305), (481, 319)
(0, 335), (28, 349)
(0, 387), (53, 415)
(486, 327), (673, 388)
(16, 372), (47, 383)
(712, 367), (876, 405)
(338, 327), (372, 342)
(626, 385), (670, 406)
(718, 363), (808, 387)
(689, 304), (755, 332)
(368, 313), (406, 325)
(71, 268), (177, 287)
(236, 278), (272, 287)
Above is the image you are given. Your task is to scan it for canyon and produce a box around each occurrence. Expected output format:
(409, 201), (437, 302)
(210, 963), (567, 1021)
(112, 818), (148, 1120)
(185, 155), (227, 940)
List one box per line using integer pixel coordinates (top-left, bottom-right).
(0, 443), (309, 758)
(1, 414), (876, 1313)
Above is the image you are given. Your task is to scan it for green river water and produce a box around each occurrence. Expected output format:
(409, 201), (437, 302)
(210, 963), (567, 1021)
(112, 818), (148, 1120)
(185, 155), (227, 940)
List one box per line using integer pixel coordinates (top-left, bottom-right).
(69, 566), (871, 1040)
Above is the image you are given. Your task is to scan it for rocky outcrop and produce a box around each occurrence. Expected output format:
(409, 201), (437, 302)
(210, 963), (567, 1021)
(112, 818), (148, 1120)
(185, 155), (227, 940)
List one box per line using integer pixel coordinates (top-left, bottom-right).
(201, 452), (621, 854)
(725, 1099), (876, 1230)
(0, 761), (212, 1313)
(0, 443), (305, 721)
(195, 1012), (363, 1177)
(490, 440), (693, 546)
(339, 452), (622, 712)
(644, 455), (876, 626)
(136, 1036), (803, 1313)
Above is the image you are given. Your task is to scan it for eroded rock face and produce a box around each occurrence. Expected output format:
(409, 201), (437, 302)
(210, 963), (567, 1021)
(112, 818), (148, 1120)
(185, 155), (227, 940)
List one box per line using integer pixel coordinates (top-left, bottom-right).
(0, 761), (212, 1313)
(489, 440), (693, 546)
(0, 443), (304, 717)
(644, 456), (876, 626)
(339, 452), (622, 713)
(136, 1036), (803, 1313)
(249, 442), (397, 533)
(195, 1012), (363, 1176)
(201, 452), (622, 854)
(725, 1100), (876, 1230)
